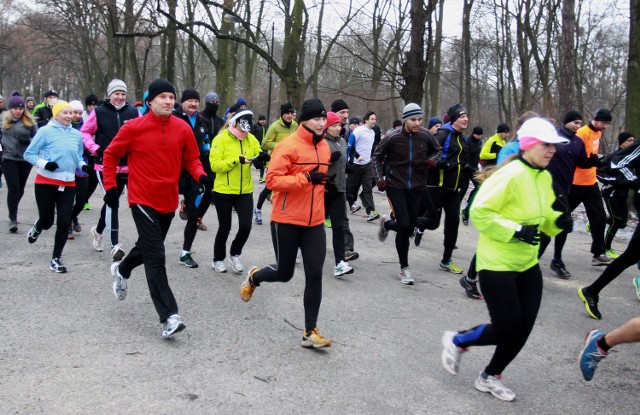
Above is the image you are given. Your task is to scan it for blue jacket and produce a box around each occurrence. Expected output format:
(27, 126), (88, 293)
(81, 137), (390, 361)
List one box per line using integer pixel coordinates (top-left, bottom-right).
(497, 139), (520, 164)
(428, 123), (470, 190)
(24, 119), (85, 183)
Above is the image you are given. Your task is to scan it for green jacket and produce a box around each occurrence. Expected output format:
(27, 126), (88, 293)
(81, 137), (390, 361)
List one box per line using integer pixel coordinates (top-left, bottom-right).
(209, 129), (262, 195)
(261, 118), (298, 152)
(470, 158), (562, 272)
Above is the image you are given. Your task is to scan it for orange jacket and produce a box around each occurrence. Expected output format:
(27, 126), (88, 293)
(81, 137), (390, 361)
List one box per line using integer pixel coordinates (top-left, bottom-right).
(266, 125), (330, 226)
(573, 124), (601, 186)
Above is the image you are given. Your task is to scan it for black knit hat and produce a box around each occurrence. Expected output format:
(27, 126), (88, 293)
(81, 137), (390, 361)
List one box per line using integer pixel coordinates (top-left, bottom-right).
(280, 102), (295, 116)
(43, 90), (58, 98)
(593, 108), (612, 122)
(85, 93), (99, 107)
(180, 88), (200, 103)
(299, 98), (326, 122)
(330, 99), (349, 112)
(562, 110), (582, 125)
(472, 126), (483, 135)
(618, 132), (635, 146)
(258, 114), (266, 121)
(496, 123), (510, 133)
(146, 78), (176, 104)
(447, 104), (467, 124)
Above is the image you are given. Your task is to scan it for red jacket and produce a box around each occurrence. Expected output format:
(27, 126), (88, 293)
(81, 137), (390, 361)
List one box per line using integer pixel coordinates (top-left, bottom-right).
(103, 111), (205, 214)
(267, 125), (330, 226)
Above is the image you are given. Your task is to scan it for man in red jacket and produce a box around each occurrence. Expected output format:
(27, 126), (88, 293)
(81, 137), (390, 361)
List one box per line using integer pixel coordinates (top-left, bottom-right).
(102, 78), (212, 338)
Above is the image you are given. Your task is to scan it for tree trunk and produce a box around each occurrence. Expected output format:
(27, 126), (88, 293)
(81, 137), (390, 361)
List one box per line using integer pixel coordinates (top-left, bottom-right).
(627, 0), (640, 133)
(462, 0), (474, 114)
(558, 0), (576, 114)
(164, 0), (178, 84)
(400, 0), (427, 104)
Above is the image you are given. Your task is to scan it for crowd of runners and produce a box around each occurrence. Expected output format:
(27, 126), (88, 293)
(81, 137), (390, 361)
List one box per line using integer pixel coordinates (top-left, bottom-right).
(0, 79), (639, 401)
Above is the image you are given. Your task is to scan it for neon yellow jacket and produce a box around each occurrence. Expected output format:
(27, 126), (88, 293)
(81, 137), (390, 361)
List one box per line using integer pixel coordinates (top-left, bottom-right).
(470, 158), (562, 272)
(209, 129), (262, 195)
(480, 133), (506, 162)
(261, 118), (298, 152)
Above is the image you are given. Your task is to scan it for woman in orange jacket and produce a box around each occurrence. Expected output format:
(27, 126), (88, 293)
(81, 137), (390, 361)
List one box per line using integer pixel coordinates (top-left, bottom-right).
(239, 98), (333, 349)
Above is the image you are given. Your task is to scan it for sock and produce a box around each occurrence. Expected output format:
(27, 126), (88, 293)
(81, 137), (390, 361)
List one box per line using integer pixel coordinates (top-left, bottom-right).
(481, 370), (489, 380)
(181, 250), (190, 257)
(464, 275), (476, 284)
(597, 335), (611, 353)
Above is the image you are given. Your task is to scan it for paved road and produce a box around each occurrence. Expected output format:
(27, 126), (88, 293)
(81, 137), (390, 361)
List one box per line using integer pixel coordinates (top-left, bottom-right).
(1, 170), (638, 414)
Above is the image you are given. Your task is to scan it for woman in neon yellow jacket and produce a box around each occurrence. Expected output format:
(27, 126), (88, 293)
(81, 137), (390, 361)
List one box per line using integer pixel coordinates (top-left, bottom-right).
(209, 109), (267, 274)
(440, 118), (572, 402)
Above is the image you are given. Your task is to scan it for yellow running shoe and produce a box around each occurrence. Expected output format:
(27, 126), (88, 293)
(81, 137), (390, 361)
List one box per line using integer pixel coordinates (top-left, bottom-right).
(240, 267), (259, 302)
(301, 328), (332, 349)
(605, 249), (620, 259)
(439, 260), (463, 274)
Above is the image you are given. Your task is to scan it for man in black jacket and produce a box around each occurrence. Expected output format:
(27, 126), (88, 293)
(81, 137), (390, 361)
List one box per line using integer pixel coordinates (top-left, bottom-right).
(460, 125), (483, 225)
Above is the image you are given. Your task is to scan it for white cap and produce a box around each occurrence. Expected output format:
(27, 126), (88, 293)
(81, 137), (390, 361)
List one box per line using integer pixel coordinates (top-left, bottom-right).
(69, 100), (84, 112)
(518, 117), (569, 150)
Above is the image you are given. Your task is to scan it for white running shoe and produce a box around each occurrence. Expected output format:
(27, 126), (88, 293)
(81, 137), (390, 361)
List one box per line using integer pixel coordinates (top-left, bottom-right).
(213, 260), (227, 273)
(399, 267), (414, 285)
(111, 261), (127, 300)
(474, 372), (516, 401)
(441, 331), (463, 375)
(334, 260), (354, 277)
(91, 225), (104, 252)
(111, 243), (125, 261)
(162, 314), (186, 337)
(229, 255), (244, 274)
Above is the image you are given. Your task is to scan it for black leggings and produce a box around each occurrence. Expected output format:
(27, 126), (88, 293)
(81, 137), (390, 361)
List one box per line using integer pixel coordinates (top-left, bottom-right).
(182, 181), (213, 252)
(96, 171), (127, 247)
(325, 191), (347, 264)
(256, 186), (271, 210)
(34, 184), (76, 258)
(252, 222), (326, 332)
(587, 224), (640, 295)
(2, 159), (32, 221)
(118, 204), (178, 323)
(418, 187), (460, 263)
(604, 195), (628, 251)
(384, 187), (424, 268)
(211, 192), (253, 261)
(70, 165), (99, 222)
(454, 265), (543, 376)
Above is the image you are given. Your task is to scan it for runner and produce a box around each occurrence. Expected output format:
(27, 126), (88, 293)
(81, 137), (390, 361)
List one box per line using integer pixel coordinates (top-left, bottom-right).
(441, 118), (570, 401)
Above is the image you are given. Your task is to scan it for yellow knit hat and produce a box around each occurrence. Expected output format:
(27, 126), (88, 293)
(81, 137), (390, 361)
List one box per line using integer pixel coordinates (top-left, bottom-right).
(52, 100), (71, 117)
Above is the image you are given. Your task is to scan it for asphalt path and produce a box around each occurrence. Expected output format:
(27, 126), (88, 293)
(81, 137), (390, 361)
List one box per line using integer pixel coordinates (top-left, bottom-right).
(1, 169), (638, 414)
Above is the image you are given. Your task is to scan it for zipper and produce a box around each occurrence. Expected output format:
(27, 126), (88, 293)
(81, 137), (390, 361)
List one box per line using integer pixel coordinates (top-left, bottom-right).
(239, 140), (244, 194)
(408, 134), (413, 188)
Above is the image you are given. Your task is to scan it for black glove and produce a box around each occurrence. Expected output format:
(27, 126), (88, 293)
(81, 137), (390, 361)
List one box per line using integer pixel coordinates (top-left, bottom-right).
(555, 213), (573, 233)
(103, 187), (119, 209)
(81, 164), (91, 173)
(377, 179), (387, 191)
(257, 151), (271, 162)
(305, 167), (327, 185)
(199, 174), (213, 191)
(464, 163), (477, 174)
(239, 155), (247, 164)
(436, 159), (449, 169)
(252, 159), (265, 170)
(95, 148), (104, 157)
(44, 161), (59, 172)
(588, 153), (600, 167)
(330, 151), (341, 163)
(513, 224), (540, 246)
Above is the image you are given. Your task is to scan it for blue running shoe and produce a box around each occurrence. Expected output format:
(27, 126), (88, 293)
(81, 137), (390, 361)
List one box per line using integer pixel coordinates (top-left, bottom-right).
(579, 329), (607, 381)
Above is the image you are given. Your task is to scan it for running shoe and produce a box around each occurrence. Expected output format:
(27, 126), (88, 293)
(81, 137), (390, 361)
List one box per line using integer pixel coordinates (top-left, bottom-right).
(301, 328), (332, 349)
(179, 253), (199, 268)
(474, 372), (515, 401)
(578, 287), (602, 319)
(179, 199), (187, 220)
(605, 249), (620, 259)
(378, 215), (389, 242)
(83, 202), (91, 210)
(334, 260), (354, 277)
(579, 329), (607, 381)
(67, 226), (75, 240)
(9, 220), (18, 233)
(213, 260), (227, 273)
(633, 277), (640, 301)
(350, 204), (361, 214)
(441, 331), (464, 375)
(399, 267), (414, 285)
(111, 243), (125, 261)
(324, 218), (332, 228)
(229, 255), (244, 273)
(585, 222), (591, 233)
(365, 211), (380, 222)
(439, 260), (463, 274)
(162, 314), (186, 338)
(344, 250), (359, 261)
(461, 209), (469, 226)
(414, 228), (424, 246)
(592, 254), (613, 266)
(111, 261), (127, 300)
(550, 259), (571, 279)
(27, 221), (41, 244)
(259, 177), (265, 183)
(253, 208), (263, 225)
(50, 257), (67, 273)
(90, 225), (104, 252)
(72, 217), (82, 233)
(459, 276), (482, 300)
(240, 266), (259, 302)
(197, 220), (207, 231)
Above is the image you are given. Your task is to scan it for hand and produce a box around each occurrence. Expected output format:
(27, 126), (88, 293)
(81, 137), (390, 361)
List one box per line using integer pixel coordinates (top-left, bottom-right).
(81, 164), (91, 173)
(425, 159), (437, 170)
(436, 159), (449, 169)
(95, 148), (104, 157)
(330, 151), (341, 163)
(103, 187), (119, 209)
(555, 213), (573, 233)
(199, 174), (213, 191)
(44, 161), (59, 172)
(588, 153), (600, 167)
(513, 224), (540, 246)
(357, 155), (365, 162)
(257, 151), (271, 162)
(239, 155), (247, 164)
(377, 179), (387, 191)
(305, 167), (327, 185)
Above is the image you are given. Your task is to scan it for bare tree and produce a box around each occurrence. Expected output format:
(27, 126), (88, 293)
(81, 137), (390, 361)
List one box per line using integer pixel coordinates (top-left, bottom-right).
(626, 0), (640, 134)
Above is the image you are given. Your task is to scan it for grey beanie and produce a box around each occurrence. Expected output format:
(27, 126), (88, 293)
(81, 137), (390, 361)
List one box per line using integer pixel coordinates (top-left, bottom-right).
(402, 103), (424, 122)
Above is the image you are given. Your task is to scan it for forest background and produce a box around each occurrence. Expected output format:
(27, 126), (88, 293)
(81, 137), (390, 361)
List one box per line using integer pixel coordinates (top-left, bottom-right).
(1, 0), (638, 151)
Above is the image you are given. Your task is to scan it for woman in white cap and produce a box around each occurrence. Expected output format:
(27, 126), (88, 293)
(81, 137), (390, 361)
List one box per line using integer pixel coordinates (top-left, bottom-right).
(440, 118), (572, 401)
